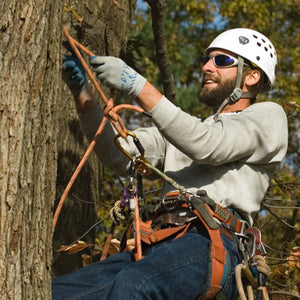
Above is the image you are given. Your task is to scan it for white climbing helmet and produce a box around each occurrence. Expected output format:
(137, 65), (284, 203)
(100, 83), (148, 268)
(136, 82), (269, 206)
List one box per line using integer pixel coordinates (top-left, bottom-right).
(205, 28), (277, 87)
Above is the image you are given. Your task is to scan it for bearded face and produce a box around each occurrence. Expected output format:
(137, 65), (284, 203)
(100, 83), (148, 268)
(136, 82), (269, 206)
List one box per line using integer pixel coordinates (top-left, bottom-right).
(199, 74), (236, 111)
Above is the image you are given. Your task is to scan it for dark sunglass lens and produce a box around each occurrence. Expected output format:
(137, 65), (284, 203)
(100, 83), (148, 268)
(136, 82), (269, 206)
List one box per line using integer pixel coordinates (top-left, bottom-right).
(215, 55), (235, 66)
(203, 56), (211, 65)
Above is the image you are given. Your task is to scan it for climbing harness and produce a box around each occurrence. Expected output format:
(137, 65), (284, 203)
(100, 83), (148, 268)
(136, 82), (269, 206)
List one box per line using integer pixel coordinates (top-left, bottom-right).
(55, 29), (271, 300)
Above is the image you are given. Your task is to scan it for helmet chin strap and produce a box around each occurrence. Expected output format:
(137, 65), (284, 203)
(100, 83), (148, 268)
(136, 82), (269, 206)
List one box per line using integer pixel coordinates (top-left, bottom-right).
(214, 56), (255, 120)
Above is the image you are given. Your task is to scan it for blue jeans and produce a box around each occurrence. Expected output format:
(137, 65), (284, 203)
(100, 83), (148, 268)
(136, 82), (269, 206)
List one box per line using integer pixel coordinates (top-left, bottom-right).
(52, 230), (240, 300)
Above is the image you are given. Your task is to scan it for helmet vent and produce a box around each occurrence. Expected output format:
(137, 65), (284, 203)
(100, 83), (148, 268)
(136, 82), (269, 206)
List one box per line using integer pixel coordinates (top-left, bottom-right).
(256, 56), (260, 61)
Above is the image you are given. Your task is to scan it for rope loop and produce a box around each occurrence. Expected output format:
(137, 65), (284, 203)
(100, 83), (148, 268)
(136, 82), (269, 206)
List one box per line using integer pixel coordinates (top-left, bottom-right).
(53, 28), (144, 229)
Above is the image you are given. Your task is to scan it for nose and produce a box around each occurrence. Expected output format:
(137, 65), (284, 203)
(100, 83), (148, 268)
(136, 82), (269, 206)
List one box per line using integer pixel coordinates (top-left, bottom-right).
(202, 57), (214, 72)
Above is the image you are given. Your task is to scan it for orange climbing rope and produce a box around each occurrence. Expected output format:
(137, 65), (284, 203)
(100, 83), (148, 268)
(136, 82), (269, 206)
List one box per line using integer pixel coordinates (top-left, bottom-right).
(53, 27), (145, 261)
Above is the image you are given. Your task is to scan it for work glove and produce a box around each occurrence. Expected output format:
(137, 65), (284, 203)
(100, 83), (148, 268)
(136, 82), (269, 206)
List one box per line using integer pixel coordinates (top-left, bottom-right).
(89, 56), (147, 97)
(62, 54), (88, 95)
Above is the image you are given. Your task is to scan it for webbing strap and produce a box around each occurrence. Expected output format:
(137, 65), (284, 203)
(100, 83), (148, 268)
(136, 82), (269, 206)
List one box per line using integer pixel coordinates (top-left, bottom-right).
(193, 209), (227, 300)
(139, 220), (188, 245)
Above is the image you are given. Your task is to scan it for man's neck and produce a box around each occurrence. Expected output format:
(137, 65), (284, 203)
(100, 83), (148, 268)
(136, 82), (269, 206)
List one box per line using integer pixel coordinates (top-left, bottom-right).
(219, 98), (252, 114)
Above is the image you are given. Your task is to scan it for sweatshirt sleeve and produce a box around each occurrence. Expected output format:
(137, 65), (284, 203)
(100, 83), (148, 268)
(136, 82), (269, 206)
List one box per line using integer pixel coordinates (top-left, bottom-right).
(79, 104), (166, 176)
(150, 96), (288, 166)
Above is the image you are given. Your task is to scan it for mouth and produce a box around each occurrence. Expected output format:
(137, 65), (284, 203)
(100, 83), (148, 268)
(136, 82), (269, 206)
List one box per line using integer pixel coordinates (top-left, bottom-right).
(202, 77), (217, 88)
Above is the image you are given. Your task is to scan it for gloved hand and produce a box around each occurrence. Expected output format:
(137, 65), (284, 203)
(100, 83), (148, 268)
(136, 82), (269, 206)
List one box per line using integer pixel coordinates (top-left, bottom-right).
(62, 54), (88, 95)
(89, 56), (147, 97)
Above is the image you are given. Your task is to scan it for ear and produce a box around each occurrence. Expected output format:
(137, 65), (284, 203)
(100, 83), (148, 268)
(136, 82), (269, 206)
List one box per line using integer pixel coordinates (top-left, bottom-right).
(245, 69), (261, 87)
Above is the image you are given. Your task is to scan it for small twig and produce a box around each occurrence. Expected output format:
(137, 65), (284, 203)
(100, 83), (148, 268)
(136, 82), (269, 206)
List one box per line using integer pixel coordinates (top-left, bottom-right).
(69, 215), (110, 246)
(261, 203), (299, 230)
(263, 203), (300, 210)
(264, 244), (293, 257)
(269, 290), (300, 299)
(264, 197), (296, 202)
(71, 192), (94, 204)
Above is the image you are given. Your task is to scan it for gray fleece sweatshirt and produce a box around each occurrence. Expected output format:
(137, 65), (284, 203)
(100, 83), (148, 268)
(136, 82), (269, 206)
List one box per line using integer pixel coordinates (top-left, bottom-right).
(80, 96), (288, 224)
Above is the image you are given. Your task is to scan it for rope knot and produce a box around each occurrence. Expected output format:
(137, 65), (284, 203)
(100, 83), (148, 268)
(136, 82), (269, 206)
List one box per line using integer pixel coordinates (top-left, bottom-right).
(103, 98), (127, 138)
(104, 98), (118, 122)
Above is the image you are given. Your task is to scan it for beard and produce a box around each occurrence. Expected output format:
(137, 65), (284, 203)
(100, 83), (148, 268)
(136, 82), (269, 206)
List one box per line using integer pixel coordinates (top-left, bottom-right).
(199, 75), (236, 110)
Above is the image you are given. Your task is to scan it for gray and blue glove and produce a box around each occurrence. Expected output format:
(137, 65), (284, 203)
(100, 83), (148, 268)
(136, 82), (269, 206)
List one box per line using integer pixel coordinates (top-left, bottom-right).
(89, 56), (147, 98)
(62, 54), (88, 95)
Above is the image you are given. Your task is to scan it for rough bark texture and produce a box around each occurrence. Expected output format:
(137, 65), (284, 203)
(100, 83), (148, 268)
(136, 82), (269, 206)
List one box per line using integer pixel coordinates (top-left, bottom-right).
(0, 1), (62, 299)
(53, 0), (136, 277)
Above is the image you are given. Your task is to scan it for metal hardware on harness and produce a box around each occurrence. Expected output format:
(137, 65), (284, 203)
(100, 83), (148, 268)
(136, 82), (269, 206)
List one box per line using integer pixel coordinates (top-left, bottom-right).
(244, 227), (267, 258)
(236, 227), (270, 300)
(113, 132), (151, 176)
(161, 191), (190, 210)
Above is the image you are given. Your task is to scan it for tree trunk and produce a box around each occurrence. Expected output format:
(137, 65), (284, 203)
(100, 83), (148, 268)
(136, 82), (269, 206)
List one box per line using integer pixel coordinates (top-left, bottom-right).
(53, 0), (137, 277)
(0, 1), (62, 299)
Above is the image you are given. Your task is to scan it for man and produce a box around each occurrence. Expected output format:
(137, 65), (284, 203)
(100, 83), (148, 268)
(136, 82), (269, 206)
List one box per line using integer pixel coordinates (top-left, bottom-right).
(53, 28), (288, 299)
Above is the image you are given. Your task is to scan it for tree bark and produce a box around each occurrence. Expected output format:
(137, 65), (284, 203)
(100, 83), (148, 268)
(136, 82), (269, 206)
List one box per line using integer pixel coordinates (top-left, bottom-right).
(0, 0), (136, 297)
(53, 0), (137, 277)
(0, 1), (62, 299)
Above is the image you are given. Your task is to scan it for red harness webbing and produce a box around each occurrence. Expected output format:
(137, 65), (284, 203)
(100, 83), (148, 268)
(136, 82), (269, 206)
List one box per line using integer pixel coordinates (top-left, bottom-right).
(134, 191), (246, 299)
(135, 212), (226, 299)
(193, 207), (227, 299)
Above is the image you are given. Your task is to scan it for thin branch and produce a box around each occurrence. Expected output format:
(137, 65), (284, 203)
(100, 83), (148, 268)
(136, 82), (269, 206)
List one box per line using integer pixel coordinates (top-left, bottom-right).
(264, 244), (293, 257)
(145, 0), (176, 101)
(69, 215), (110, 246)
(264, 197), (297, 202)
(268, 289), (300, 299)
(261, 203), (299, 230)
(71, 192), (94, 204)
(263, 203), (300, 210)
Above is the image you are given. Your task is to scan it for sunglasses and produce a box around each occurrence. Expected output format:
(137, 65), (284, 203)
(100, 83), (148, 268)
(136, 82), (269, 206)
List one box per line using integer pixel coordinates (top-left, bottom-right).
(203, 54), (239, 68)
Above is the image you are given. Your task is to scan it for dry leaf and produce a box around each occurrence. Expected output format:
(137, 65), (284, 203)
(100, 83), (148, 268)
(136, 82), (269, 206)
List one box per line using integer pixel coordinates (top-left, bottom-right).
(108, 239), (121, 256)
(126, 238), (135, 251)
(287, 246), (300, 268)
(58, 240), (89, 254)
(82, 254), (93, 267)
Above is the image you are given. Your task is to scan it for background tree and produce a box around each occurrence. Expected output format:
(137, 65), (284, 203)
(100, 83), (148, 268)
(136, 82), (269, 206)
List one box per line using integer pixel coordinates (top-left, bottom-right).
(0, 0), (137, 298)
(0, 1), (62, 298)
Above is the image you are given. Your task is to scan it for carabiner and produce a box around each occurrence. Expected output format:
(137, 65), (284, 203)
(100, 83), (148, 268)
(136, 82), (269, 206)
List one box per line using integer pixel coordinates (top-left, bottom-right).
(113, 131), (151, 176)
(113, 132), (137, 161)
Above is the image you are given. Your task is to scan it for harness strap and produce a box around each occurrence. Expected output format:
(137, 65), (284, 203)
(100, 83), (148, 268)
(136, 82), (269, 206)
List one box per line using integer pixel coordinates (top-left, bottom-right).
(209, 204), (244, 233)
(189, 193), (245, 234)
(139, 220), (189, 245)
(193, 208), (227, 300)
